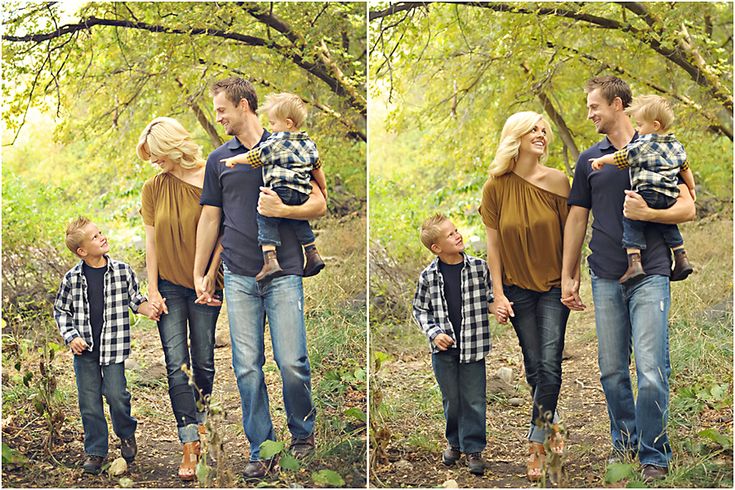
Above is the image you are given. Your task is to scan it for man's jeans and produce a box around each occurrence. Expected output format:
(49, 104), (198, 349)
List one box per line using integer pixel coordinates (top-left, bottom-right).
(73, 356), (137, 457)
(157, 279), (221, 443)
(431, 353), (486, 454)
(504, 285), (569, 444)
(623, 189), (683, 250)
(591, 272), (672, 467)
(223, 266), (315, 461)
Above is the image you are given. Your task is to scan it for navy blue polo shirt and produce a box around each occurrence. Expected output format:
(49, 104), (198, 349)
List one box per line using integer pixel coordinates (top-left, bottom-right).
(568, 134), (680, 280)
(200, 131), (304, 277)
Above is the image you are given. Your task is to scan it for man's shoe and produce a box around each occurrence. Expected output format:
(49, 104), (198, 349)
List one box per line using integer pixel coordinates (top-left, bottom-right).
(442, 446), (461, 466)
(619, 252), (645, 285)
(82, 454), (105, 475)
(255, 250), (283, 282)
(641, 464), (668, 482)
(120, 435), (137, 463)
(303, 247), (325, 277)
(243, 458), (276, 480)
(671, 249), (693, 281)
(290, 434), (315, 459)
(466, 452), (485, 476)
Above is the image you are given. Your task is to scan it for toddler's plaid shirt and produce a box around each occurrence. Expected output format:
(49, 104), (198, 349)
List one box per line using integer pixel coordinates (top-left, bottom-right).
(612, 133), (689, 199)
(412, 254), (493, 363)
(54, 256), (146, 365)
(238, 131), (321, 196)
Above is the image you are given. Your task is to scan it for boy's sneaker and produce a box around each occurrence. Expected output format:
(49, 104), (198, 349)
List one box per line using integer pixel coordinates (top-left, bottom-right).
(442, 446), (461, 466)
(303, 247), (325, 277)
(82, 454), (105, 474)
(671, 249), (693, 281)
(256, 250), (283, 282)
(466, 452), (485, 475)
(120, 435), (137, 463)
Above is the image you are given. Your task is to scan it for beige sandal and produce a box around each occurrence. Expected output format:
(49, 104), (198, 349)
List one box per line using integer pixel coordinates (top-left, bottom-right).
(178, 441), (200, 481)
(527, 442), (546, 482)
(548, 424), (565, 455)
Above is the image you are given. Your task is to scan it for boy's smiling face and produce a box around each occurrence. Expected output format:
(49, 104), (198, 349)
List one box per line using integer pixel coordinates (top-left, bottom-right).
(431, 220), (465, 256)
(77, 223), (109, 259)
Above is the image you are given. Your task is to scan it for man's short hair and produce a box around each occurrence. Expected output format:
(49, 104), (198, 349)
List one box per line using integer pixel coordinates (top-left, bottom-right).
(585, 76), (632, 108)
(261, 93), (308, 129)
(210, 77), (258, 113)
(420, 213), (449, 251)
(626, 95), (675, 132)
(65, 216), (91, 256)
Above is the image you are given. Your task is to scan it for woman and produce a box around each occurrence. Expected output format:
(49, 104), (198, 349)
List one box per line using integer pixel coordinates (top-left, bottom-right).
(137, 117), (223, 480)
(479, 112), (572, 481)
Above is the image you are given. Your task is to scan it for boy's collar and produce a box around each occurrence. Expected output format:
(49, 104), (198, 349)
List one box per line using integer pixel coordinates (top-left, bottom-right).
(73, 254), (113, 273)
(431, 252), (469, 269)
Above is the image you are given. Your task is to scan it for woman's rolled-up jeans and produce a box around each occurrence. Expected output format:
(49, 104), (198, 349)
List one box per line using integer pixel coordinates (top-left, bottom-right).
(504, 284), (569, 443)
(157, 279), (221, 443)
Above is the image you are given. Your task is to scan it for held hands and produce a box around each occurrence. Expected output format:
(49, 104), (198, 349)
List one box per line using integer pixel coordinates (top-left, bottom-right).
(194, 275), (222, 307)
(493, 295), (515, 324)
(148, 290), (169, 316)
(560, 276), (586, 311)
(138, 301), (163, 321)
(432, 333), (455, 351)
(69, 337), (89, 355)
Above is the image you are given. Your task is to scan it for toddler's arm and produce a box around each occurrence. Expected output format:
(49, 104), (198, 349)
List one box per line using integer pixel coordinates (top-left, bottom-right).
(680, 164), (696, 202)
(589, 153), (616, 171)
(221, 148), (264, 168)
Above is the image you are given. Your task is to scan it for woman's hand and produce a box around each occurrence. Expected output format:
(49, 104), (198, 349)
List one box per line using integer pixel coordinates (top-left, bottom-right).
(493, 295), (515, 324)
(148, 289), (168, 315)
(195, 275), (222, 306)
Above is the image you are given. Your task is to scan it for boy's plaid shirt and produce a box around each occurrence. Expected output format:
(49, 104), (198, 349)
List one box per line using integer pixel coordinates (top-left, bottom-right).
(239, 131), (321, 196)
(612, 133), (689, 199)
(412, 254), (493, 363)
(54, 256), (146, 365)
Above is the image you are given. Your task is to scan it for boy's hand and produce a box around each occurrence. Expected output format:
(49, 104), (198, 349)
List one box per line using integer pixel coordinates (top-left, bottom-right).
(138, 301), (162, 321)
(432, 333), (454, 351)
(590, 158), (604, 171)
(221, 155), (247, 168)
(148, 290), (169, 315)
(493, 296), (515, 324)
(69, 337), (89, 355)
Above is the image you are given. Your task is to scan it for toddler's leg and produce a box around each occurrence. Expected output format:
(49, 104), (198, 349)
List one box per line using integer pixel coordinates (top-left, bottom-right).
(657, 223), (693, 281)
(620, 218), (647, 285)
(256, 213), (284, 282)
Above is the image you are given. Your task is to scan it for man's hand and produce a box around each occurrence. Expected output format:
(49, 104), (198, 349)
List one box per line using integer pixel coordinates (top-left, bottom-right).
(194, 275), (222, 306)
(257, 187), (287, 218)
(69, 337), (89, 355)
(493, 295), (515, 324)
(432, 333), (455, 351)
(622, 190), (653, 221)
(560, 275), (586, 311)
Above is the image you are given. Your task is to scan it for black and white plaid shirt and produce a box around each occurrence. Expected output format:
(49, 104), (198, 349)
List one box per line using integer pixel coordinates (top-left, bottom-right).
(53, 256), (146, 365)
(412, 254), (493, 363)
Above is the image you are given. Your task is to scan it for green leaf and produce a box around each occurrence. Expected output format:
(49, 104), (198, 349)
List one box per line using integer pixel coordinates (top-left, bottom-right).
(699, 428), (733, 449)
(2, 443), (27, 465)
(344, 407), (366, 423)
(372, 351), (392, 371)
(22, 371), (33, 387)
(605, 463), (635, 483)
(312, 469), (345, 487)
(118, 477), (134, 488)
(256, 481), (273, 488)
(354, 367), (366, 381)
(280, 453), (300, 471)
(196, 456), (210, 485)
(626, 479), (647, 488)
(259, 439), (285, 459)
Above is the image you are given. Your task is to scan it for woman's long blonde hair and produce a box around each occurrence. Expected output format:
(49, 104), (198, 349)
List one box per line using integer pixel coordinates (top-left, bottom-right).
(488, 111), (553, 178)
(136, 117), (204, 170)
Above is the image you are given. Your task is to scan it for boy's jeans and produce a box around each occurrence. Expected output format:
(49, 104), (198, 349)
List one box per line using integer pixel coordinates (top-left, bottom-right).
(157, 279), (221, 443)
(257, 187), (315, 247)
(623, 189), (683, 249)
(223, 265), (315, 461)
(431, 353), (486, 454)
(591, 272), (672, 468)
(504, 285), (569, 444)
(73, 355), (137, 457)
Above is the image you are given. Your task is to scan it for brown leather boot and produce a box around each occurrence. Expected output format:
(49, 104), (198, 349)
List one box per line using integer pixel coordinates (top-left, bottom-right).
(255, 250), (283, 282)
(619, 252), (645, 285)
(303, 247), (325, 277)
(671, 249), (693, 281)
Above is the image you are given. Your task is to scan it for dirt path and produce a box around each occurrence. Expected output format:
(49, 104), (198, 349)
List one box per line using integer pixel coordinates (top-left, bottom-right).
(371, 303), (616, 488)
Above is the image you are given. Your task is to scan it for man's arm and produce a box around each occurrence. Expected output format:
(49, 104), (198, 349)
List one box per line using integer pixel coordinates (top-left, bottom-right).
(561, 205), (589, 311)
(623, 183), (696, 225)
(194, 205), (222, 300)
(680, 167), (696, 201)
(258, 180), (327, 220)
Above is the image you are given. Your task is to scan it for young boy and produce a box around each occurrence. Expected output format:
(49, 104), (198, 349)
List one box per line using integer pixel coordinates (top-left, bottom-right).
(221, 92), (327, 282)
(53, 217), (158, 474)
(590, 94), (695, 285)
(412, 214), (493, 476)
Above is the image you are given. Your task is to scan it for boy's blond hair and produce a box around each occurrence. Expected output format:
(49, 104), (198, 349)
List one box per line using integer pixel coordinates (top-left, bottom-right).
(625, 95), (675, 132)
(261, 93), (307, 129)
(420, 213), (449, 251)
(65, 216), (91, 256)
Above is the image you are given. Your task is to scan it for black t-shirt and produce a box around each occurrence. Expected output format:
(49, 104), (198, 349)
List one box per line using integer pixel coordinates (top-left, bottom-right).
(200, 132), (305, 277)
(438, 260), (463, 355)
(82, 262), (105, 358)
(568, 134), (680, 279)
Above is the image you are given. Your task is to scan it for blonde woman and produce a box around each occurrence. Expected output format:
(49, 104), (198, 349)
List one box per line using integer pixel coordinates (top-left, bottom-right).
(137, 117), (223, 480)
(478, 112), (571, 481)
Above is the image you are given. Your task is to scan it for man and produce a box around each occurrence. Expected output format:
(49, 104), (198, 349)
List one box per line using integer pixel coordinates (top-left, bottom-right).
(193, 77), (326, 479)
(561, 76), (695, 482)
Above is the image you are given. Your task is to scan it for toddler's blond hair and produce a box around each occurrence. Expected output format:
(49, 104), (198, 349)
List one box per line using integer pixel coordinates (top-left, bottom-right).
(261, 93), (307, 129)
(626, 95), (675, 132)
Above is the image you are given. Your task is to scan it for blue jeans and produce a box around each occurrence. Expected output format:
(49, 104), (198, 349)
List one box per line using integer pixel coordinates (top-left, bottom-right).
(257, 187), (315, 247)
(623, 189), (683, 250)
(73, 356), (137, 457)
(591, 272), (672, 467)
(504, 285), (569, 443)
(431, 354), (486, 453)
(223, 266), (315, 461)
(157, 280), (221, 443)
